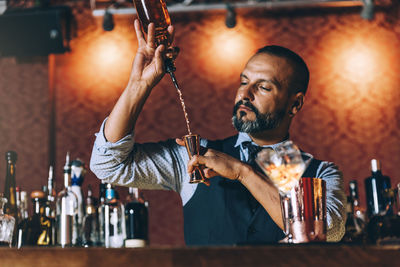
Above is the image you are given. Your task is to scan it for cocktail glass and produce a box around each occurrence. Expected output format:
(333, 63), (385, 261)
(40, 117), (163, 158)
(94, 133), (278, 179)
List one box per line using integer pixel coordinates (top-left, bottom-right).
(255, 140), (309, 243)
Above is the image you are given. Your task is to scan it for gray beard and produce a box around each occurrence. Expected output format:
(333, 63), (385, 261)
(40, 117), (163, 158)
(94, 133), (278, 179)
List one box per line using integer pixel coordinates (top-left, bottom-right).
(232, 108), (286, 134)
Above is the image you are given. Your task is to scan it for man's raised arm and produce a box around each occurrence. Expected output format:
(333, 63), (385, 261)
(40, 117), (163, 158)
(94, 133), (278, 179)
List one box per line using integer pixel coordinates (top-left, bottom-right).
(105, 20), (174, 143)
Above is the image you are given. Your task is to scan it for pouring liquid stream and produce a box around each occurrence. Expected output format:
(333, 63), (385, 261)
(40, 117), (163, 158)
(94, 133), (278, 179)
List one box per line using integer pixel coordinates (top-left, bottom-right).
(168, 71), (192, 135)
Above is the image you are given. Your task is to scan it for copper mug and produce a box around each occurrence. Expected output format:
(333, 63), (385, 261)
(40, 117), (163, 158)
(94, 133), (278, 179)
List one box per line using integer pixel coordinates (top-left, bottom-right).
(281, 177), (327, 243)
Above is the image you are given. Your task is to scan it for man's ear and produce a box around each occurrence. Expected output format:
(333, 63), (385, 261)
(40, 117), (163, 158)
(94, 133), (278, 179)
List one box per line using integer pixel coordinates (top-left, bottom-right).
(289, 92), (304, 117)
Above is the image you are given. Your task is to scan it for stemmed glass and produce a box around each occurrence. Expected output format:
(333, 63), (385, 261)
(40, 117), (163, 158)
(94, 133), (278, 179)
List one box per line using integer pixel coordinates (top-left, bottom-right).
(255, 141), (309, 243)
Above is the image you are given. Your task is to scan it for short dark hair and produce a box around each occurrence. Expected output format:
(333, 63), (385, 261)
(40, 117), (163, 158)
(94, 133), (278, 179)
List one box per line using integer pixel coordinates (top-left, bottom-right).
(256, 45), (309, 95)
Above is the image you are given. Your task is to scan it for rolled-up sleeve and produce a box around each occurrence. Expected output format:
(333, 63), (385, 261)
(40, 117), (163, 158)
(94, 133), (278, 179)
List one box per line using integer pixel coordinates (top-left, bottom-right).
(90, 119), (189, 192)
(316, 161), (346, 242)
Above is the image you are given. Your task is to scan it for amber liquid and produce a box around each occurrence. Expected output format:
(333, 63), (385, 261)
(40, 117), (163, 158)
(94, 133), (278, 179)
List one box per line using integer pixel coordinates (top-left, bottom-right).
(174, 86), (192, 135)
(133, 0), (171, 46)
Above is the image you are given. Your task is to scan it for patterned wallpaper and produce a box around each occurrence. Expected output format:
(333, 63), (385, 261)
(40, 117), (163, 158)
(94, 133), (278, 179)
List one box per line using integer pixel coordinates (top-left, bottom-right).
(0, 2), (399, 245)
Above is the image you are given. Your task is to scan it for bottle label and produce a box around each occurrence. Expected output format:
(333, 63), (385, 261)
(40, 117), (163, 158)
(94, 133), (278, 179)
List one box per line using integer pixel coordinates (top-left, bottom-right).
(105, 189), (115, 201)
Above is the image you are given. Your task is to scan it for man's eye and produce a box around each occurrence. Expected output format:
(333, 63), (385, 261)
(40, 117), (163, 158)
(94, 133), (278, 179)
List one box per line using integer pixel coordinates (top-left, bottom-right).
(259, 85), (271, 91)
(240, 81), (248, 86)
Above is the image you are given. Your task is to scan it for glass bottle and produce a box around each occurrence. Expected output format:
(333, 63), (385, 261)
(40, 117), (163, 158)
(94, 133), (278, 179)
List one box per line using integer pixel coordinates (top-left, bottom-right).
(82, 185), (99, 247)
(4, 151), (18, 221)
(124, 187), (148, 247)
(17, 190), (54, 247)
(132, 0), (180, 79)
(103, 184), (125, 248)
(15, 187), (22, 221)
(364, 159), (392, 218)
(97, 180), (107, 246)
(41, 167), (57, 246)
(342, 180), (366, 243)
(71, 158), (86, 246)
(56, 152), (78, 247)
(20, 190), (28, 220)
(133, 0), (171, 47)
(0, 193), (15, 247)
(365, 184), (400, 244)
(349, 180), (367, 223)
(45, 166), (56, 218)
(16, 189), (28, 247)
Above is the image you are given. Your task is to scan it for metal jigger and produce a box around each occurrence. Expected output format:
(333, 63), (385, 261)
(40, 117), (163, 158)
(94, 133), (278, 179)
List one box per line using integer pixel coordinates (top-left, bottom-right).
(183, 134), (208, 185)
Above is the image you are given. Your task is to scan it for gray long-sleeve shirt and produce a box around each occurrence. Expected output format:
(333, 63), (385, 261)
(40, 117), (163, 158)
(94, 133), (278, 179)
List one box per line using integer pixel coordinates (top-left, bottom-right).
(90, 119), (346, 242)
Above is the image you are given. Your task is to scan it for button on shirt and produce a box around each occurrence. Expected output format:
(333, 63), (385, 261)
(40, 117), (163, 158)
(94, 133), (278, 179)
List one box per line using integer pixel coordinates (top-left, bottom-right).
(90, 119), (346, 242)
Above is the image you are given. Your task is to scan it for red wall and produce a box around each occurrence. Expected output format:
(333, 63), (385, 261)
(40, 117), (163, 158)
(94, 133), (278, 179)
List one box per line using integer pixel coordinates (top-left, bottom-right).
(0, 2), (399, 244)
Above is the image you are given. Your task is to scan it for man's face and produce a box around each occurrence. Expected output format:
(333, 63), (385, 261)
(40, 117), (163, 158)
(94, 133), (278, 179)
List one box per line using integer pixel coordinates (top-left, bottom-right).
(232, 53), (294, 133)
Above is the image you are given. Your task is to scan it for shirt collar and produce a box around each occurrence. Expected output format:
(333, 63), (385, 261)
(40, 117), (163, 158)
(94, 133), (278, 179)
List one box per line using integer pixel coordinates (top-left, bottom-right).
(235, 132), (289, 150)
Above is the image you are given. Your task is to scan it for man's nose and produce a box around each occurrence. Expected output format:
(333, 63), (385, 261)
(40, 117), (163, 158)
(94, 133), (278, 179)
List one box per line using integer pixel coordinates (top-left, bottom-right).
(237, 86), (254, 101)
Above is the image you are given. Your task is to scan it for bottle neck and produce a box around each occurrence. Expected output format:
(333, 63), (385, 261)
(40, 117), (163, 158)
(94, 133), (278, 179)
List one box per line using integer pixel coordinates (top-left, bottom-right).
(86, 188), (93, 205)
(47, 166), (54, 197)
(5, 162), (17, 215)
(33, 199), (41, 215)
(48, 180), (53, 197)
(99, 182), (106, 200)
(164, 47), (179, 76)
(128, 188), (139, 201)
(351, 198), (360, 208)
(5, 163), (17, 194)
(349, 186), (360, 207)
(63, 152), (71, 189)
(346, 197), (352, 214)
(105, 186), (116, 203)
(64, 171), (70, 188)
(6, 162), (16, 177)
(165, 58), (176, 73)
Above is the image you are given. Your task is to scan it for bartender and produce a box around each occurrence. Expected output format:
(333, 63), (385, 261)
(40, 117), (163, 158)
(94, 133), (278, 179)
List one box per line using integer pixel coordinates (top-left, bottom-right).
(90, 20), (346, 245)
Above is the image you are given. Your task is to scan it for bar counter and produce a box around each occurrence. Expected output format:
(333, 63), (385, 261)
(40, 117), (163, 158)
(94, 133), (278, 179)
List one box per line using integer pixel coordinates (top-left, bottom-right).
(0, 245), (398, 267)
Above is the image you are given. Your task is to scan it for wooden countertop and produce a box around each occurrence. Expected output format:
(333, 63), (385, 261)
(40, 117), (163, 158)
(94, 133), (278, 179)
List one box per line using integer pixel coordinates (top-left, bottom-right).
(1, 244), (399, 267)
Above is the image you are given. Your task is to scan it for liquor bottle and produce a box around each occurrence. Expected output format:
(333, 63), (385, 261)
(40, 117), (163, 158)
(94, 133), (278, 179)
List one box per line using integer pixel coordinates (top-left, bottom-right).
(82, 185), (99, 247)
(45, 166), (56, 218)
(99, 180), (106, 200)
(4, 151), (18, 221)
(20, 190), (28, 220)
(132, 0), (180, 83)
(97, 180), (107, 246)
(349, 180), (366, 222)
(56, 152), (78, 247)
(364, 159), (392, 218)
(70, 158), (86, 246)
(17, 190), (54, 247)
(40, 187), (56, 246)
(15, 187), (22, 221)
(365, 184), (400, 244)
(342, 180), (366, 243)
(124, 187), (148, 247)
(133, 0), (171, 47)
(103, 183), (126, 248)
(0, 193), (15, 247)
(15, 187), (28, 247)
